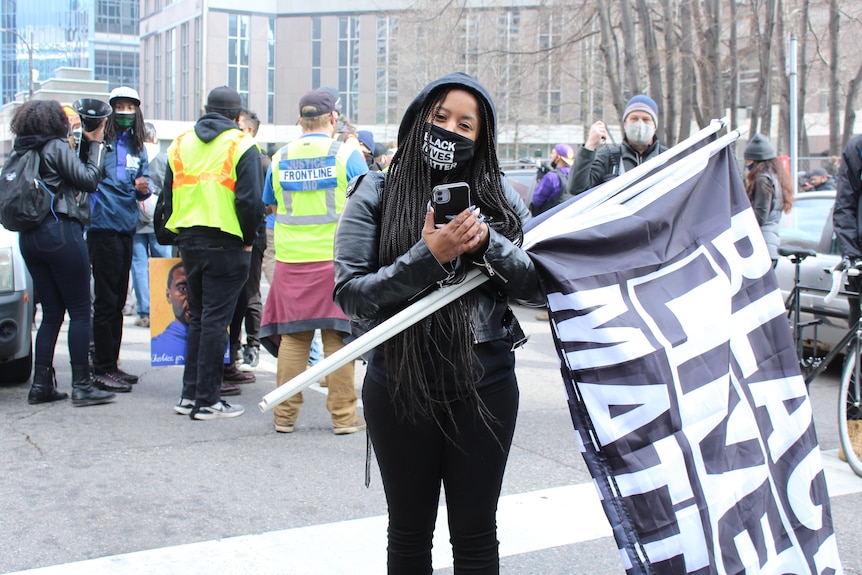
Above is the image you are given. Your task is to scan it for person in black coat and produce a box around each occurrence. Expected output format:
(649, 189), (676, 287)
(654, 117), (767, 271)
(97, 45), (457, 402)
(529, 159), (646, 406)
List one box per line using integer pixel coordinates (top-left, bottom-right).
(11, 100), (115, 407)
(333, 72), (543, 574)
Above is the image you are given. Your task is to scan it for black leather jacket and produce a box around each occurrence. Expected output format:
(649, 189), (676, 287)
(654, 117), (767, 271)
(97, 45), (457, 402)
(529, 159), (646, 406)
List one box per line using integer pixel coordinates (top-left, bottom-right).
(38, 138), (105, 226)
(333, 171), (544, 345)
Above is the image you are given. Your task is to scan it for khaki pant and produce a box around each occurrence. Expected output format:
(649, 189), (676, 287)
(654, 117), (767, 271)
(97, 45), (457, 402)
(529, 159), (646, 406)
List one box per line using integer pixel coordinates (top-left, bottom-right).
(262, 228), (275, 286)
(274, 329), (357, 428)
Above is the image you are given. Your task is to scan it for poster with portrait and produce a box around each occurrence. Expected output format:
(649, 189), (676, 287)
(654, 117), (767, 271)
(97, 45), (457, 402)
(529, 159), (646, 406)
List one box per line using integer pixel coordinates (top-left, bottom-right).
(149, 258), (232, 367)
(149, 258), (188, 366)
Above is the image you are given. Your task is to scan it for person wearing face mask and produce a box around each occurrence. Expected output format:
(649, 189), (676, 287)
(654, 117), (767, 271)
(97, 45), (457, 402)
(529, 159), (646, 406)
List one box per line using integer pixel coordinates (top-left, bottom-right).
(13, 100), (116, 407)
(529, 143), (574, 216)
(357, 129), (384, 172)
(88, 86), (152, 393)
(568, 94), (668, 197)
(333, 72), (542, 574)
(259, 88), (368, 435)
(743, 133), (793, 268)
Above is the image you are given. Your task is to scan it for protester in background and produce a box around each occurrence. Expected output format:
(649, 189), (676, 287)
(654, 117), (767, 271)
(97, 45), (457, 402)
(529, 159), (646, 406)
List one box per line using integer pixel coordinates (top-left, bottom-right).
(320, 87), (360, 149)
(62, 105), (82, 150)
(89, 86), (151, 393)
(831, 134), (862, 461)
(260, 88), (368, 435)
(801, 167), (836, 192)
(529, 143), (574, 216)
(333, 72), (543, 574)
(568, 94), (667, 196)
(223, 108), (267, 379)
(373, 143), (390, 171)
(743, 133), (793, 268)
(827, 155), (841, 177)
(131, 122), (171, 329)
(357, 130), (383, 171)
(158, 86), (263, 420)
(13, 100), (115, 407)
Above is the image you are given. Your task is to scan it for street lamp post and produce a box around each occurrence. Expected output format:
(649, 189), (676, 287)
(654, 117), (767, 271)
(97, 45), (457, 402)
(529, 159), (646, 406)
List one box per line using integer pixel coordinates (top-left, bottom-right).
(0, 28), (33, 100)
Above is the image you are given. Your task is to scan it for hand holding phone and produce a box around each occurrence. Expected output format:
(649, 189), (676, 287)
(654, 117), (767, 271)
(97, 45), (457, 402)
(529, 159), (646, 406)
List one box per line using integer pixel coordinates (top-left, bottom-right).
(432, 182), (471, 228)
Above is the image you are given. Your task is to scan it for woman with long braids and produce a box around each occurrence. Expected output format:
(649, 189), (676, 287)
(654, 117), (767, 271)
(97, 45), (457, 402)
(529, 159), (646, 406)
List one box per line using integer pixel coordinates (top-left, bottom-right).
(743, 133), (793, 268)
(88, 86), (151, 392)
(334, 73), (544, 574)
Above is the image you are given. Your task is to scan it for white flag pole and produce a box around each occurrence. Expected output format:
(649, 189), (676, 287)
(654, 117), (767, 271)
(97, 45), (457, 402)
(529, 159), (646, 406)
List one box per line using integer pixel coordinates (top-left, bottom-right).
(259, 119), (731, 413)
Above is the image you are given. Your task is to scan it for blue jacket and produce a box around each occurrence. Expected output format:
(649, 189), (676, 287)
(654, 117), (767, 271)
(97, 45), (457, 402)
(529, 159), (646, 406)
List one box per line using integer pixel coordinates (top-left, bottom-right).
(90, 130), (151, 234)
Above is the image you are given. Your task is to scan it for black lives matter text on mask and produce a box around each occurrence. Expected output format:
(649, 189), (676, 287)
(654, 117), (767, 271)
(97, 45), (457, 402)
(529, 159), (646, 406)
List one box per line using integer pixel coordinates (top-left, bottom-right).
(422, 124), (475, 173)
(423, 131), (457, 170)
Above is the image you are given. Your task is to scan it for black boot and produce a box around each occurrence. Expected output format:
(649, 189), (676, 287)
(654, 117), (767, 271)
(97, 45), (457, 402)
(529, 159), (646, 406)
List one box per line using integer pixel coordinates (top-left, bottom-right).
(28, 365), (68, 405)
(71, 364), (115, 407)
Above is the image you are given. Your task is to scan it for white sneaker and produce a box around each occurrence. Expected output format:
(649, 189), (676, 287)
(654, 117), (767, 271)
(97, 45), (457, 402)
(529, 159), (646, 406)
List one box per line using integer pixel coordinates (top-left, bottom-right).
(192, 401), (244, 420)
(173, 398), (194, 415)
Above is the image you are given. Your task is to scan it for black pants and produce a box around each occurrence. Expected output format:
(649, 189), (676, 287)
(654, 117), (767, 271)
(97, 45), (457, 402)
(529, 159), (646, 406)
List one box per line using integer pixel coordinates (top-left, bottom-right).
(363, 376), (519, 575)
(229, 244), (263, 358)
(178, 235), (250, 407)
(19, 217), (91, 367)
(88, 230), (133, 372)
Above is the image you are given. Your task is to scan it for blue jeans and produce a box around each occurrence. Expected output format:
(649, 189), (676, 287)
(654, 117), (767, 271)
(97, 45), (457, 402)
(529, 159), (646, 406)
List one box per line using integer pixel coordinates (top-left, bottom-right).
(19, 217), (92, 367)
(131, 232), (171, 317)
(178, 235), (250, 407)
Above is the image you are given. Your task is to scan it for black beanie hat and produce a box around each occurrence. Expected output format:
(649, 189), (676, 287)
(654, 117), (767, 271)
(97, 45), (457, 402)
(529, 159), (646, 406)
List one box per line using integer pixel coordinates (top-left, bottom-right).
(744, 133), (776, 161)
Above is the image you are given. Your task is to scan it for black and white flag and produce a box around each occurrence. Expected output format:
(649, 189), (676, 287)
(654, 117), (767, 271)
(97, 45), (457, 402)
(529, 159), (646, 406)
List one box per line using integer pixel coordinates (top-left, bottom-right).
(528, 143), (843, 574)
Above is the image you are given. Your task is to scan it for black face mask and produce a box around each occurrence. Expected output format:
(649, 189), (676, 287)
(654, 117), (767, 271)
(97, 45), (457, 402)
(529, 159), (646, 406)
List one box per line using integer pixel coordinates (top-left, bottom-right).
(363, 152), (375, 167)
(423, 123), (475, 182)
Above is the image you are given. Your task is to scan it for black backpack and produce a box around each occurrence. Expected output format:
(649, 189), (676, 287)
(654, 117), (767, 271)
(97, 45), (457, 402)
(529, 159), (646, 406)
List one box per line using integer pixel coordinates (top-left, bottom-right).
(0, 148), (53, 232)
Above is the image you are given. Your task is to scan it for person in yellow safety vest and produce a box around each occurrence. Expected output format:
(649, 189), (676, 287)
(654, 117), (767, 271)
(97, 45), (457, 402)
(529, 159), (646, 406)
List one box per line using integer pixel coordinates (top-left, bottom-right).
(157, 85), (263, 421)
(259, 88), (369, 435)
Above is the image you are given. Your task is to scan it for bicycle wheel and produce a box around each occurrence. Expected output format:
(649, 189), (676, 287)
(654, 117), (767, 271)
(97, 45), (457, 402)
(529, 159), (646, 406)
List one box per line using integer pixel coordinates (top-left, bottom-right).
(838, 342), (862, 477)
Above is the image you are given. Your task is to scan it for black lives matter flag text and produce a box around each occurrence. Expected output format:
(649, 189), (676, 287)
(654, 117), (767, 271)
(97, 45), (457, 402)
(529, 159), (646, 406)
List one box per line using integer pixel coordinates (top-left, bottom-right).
(528, 142), (843, 574)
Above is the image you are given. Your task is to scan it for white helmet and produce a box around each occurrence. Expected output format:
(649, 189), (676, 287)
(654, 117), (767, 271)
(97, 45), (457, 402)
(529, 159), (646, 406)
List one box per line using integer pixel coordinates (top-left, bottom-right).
(109, 86), (141, 107)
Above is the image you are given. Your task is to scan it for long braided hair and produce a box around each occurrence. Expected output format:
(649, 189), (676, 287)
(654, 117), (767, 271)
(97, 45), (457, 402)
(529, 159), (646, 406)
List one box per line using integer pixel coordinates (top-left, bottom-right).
(378, 85), (523, 422)
(104, 104), (146, 155)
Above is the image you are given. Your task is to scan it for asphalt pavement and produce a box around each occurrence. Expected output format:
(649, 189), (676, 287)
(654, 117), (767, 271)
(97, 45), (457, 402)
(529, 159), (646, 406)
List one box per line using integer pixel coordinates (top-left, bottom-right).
(1, 304), (861, 574)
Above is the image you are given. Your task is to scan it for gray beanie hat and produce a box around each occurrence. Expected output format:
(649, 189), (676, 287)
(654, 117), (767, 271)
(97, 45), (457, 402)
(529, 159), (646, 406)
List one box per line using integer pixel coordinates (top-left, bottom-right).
(744, 133), (776, 161)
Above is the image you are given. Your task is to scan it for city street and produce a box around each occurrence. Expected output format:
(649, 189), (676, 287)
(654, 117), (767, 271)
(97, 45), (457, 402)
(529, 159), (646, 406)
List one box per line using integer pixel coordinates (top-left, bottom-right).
(1, 304), (861, 574)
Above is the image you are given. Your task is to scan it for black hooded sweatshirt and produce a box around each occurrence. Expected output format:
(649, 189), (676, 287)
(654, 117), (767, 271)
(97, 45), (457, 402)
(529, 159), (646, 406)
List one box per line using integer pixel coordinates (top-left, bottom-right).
(160, 112), (263, 246)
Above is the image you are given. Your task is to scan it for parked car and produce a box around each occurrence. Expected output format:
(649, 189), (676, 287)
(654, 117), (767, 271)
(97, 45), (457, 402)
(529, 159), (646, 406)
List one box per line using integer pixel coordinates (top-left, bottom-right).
(774, 190), (847, 353)
(0, 224), (33, 384)
(501, 162), (540, 206)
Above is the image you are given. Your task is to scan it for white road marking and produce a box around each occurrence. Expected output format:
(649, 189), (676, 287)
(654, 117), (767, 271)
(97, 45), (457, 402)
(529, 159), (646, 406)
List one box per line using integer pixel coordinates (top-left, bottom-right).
(8, 454), (859, 575)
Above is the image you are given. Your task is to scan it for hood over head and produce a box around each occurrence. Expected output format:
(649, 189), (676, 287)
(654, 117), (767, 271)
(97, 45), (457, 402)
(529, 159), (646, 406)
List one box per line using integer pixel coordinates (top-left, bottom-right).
(397, 72), (496, 146)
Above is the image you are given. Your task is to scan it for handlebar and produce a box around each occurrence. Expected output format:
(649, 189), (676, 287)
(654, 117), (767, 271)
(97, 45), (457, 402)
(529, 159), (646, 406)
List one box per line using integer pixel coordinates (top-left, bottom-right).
(823, 263), (860, 305)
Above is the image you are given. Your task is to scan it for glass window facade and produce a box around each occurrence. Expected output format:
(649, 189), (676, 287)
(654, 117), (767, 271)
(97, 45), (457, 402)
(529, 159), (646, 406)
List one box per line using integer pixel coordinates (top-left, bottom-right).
(496, 10), (521, 124)
(537, 13), (561, 122)
(268, 18), (275, 123)
(181, 22), (189, 120)
(166, 28), (175, 120)
(95, 0), (138, 35)
(459, 13), (480, 78)
(94, 49), (138, 91)
(227, 13), (250, 107)
(0, 0), (94, 104)
(337, 16), (359, 120)
(311, 17), (320, 89)
(375, 16), (397, 125)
